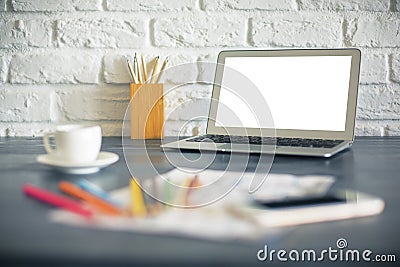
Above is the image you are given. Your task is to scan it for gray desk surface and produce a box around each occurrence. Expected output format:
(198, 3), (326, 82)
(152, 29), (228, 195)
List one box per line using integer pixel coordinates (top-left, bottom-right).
(0, 137), (399, 266)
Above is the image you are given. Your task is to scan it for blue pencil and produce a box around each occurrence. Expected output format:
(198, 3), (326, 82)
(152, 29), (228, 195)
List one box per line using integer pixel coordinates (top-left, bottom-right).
(77, 179), (121, 207)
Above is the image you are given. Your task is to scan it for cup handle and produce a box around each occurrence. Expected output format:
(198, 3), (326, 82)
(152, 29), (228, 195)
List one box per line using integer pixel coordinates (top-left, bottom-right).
(43, 132), (56, 154)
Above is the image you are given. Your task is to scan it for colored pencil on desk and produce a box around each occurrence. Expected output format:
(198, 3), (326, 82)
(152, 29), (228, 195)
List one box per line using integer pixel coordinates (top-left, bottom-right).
(22, 183), (93, 219)
(77, 179), (121, 207)
(130, 178), (147, 217)
(59, 181), (123, 216)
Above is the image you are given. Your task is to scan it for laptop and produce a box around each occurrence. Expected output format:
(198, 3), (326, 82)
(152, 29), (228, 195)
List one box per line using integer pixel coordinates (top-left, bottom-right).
(161, 49), (361, 157)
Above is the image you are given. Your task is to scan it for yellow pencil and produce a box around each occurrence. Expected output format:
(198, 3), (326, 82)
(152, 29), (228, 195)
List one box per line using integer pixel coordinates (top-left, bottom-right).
(130, 178), (147, 217)
(134, 53), (143, 84)
(127, 59), (139, 84)
(141, 54), (148, 83)
(154, 57), (168, 84)
(150, 56), (160, 84)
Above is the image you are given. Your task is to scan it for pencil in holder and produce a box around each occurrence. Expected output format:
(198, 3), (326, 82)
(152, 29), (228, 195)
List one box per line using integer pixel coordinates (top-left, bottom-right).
(130, 83), (164, 139)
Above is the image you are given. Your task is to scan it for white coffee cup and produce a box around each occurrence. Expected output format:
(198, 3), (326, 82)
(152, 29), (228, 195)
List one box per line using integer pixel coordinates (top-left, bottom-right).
(43, 125), (102, 163)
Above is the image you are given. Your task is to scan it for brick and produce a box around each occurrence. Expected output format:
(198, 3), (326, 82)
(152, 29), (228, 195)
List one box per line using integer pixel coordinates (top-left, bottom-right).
(390, 54), (400, 82)
(187, 84), (213, 99)
(107, 0), (196, 11)
(11, 0), (102, 11)
(165, 98), (210, 121)
(387, 124), (400, 136)
(103, 53), (198, 84)
(57, 19), (145, 48)
(164, 83), (212, 102)
(360, 54), (386, 84)
(98, 122), (124, 136)
(58, 87), (129, 121)
(0, 121), (126, 137)
(163, 120), (207, 136)
(299, 0), (389, 11)
(0, 19), (51, 48)
(357, 85), (400, 120)
(202, 0), (295, 10)
(355, 121), (388, 136)
(163, 55), (198, 84)
(165, 84), (212, 121)
(251, 14), (342, 47)
(10, 53), (100, 84)
(197, 54), (220, 83)
(0, 56), (10, 83)
(346, 14), (400, 47)
(0, 122), (56, 137)
(0, 88), (53, 122)
(103, 53), (132, 84)
(355, 121), (400, 136)
(154, 16), (246, 47)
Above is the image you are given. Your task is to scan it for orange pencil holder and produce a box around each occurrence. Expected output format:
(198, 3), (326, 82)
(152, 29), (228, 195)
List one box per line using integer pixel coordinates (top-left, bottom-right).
(130, 83), (164, 139)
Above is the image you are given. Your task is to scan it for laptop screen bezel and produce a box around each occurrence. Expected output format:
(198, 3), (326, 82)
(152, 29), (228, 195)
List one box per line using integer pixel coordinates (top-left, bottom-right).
(206, 49), (361, 140)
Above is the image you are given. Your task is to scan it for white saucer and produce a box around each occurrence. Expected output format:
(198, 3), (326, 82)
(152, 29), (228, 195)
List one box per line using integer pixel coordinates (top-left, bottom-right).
(36, 152), (119, 175)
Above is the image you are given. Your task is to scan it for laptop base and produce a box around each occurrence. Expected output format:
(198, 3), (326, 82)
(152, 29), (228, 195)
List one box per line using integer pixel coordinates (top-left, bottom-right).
(161, 138), (352, 158)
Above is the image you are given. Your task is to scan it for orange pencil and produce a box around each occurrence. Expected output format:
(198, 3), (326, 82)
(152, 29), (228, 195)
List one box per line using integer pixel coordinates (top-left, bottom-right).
(59, 181), (123, 216)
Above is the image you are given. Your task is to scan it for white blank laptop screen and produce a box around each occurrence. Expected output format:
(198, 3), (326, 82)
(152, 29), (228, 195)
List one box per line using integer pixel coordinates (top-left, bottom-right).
(216, 56), (352, 132)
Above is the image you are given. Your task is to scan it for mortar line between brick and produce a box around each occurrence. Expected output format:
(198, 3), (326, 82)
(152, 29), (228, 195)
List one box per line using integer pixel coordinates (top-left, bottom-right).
(6, 59), (11, 83)
(149, 18), (156, 47)
(246, 18), (253, 46)
(51, 21), (58, 45)
(197, 0), (204, 11)
(5, 0), (11, 11)
(386, 54), (392, 83)
(101, 0), (107, 11)
(389, 0), (396, 12)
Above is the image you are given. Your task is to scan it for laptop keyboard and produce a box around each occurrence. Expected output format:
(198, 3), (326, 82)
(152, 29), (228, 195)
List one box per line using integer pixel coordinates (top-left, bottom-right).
(186, 134), (344, 148)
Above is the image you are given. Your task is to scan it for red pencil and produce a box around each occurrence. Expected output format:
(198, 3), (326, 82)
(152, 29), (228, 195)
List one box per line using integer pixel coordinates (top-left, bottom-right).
(23, 183), (93, 219)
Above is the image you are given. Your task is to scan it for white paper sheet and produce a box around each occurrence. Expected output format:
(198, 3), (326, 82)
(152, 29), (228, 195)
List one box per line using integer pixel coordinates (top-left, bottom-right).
(49, 169), (335, 241)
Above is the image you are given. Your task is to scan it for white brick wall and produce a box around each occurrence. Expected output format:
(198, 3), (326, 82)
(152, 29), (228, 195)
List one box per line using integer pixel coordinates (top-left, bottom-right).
(0, 87), (54, 122)
(107, 0), (196, 11)
(12, 0), (103, 12)
(298, 0), (390, 11)
(0, 0), (399, 137)
(391, 54), (400, 82)
(346, 14), (400, 47)
(10, 53), (101, 83)
(251, 13), (342, 47)
(0, 19), (52, 48)
(154, 16), (246, 47)
(57, 19), (146, 48)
